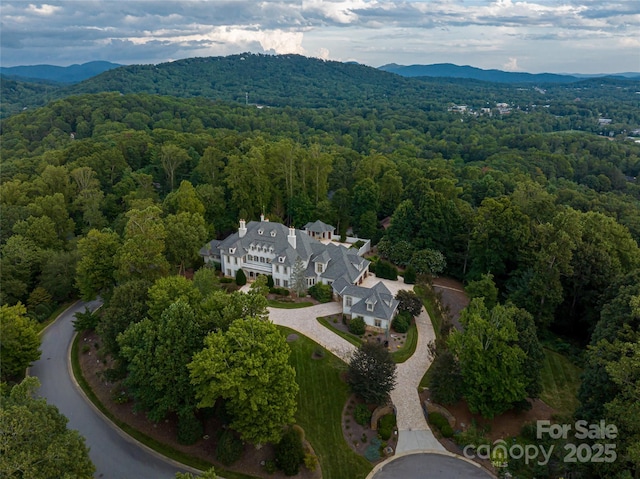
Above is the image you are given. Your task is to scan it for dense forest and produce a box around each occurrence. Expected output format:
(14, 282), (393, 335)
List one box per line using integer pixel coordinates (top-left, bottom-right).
(1, 54), (639, 478)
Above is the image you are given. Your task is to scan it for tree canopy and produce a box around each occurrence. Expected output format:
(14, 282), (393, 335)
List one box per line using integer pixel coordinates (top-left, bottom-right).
(189, 317), (298, 445)
(0, 377), (95, 478)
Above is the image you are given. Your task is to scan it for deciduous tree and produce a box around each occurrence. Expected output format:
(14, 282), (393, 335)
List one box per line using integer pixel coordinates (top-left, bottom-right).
(189, 317), (298, 445)
(76, 228), (120, 300)
(115, 206), (169, 282)
(0, 303), (41, 381)
(448, 299), (528, 418)
(0, 377), (95, 478)
(118, 300), (205, 425)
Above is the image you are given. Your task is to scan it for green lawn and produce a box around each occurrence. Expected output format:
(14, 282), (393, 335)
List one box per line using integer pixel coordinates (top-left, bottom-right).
(280, 326), (372, 479)
(317, 317), (362, 347)
(267, 300), (314, 309)
(413, 284), (443, 338)
(317, 317), (417, 363)
(539, 347), (582, 417)
(391, 322), (417, 363)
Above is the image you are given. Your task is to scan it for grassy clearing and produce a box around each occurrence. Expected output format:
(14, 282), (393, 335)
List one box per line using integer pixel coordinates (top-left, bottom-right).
(317, 317), (362, 347)
(280, 326), (372, 479)
(539, 347), (582, 417)
(391, 322), (417, 363)
(267, 299), (314, 309)
(414, 283), (446, 388)
(70, 334), (256, 479)
(413, 284), (443, 339)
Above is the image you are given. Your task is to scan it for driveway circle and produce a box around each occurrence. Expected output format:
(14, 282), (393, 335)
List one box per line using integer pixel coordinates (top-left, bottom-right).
(369, 451), (495, 479)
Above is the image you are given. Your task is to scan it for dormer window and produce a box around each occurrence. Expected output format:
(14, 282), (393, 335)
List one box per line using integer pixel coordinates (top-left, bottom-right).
(270, 231), (276, 237)
(258, 229), (263, 235)
(367, 302), (374, 312)
(279, 256), (285, 263)
(229, 247), (236, 254)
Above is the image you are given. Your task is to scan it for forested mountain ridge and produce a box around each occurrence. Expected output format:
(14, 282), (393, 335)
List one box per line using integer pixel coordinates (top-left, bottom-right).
(378, 63), (580, 83)
(3, 53), (640, 129)
(0, 61), (121, 84)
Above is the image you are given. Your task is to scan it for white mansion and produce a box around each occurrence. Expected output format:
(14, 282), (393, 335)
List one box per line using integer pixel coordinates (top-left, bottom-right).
(200, 217), (399, 331)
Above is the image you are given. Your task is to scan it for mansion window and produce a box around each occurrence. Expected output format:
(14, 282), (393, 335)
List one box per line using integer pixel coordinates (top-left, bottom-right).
(345, 296), (352, 307)
(316, 263), (324, 273)
(275, 279), (281, 286)
(367, 302), (374, 312)
(283, 280), (289, 287)
(275, 265), (280, 273)
(375, 319), (382, 328)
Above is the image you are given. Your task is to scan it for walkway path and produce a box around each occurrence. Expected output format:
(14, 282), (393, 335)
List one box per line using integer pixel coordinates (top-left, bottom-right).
(269, 277), (445, 454)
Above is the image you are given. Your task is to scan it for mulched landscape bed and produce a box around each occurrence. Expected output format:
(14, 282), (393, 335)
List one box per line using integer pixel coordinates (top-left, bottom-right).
(77, 330), (320, 479)
(341, 394), (398, 464)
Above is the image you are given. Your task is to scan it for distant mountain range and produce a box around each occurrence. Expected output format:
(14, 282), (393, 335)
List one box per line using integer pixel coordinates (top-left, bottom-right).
(2, 59), (638, 86)
(0, 61), (121, 84)
(2, 54), (639, 119)
(378, 63), (640, 83)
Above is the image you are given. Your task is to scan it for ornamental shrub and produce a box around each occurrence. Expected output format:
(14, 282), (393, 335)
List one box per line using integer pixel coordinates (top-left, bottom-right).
(353, 403), (371, 426)
(235, 269), (247, 286)
(375, 260), (397, 280)
(308, 283), (332, 303)
(275, 427), (305, 476)
(216, 429), (243, 465)
(403, 264), (416, 284)
(392, 311), (411, 333)
(177, 409), (203, 445)
(378, 414), (396, 440)
(349, 317), (366, 336)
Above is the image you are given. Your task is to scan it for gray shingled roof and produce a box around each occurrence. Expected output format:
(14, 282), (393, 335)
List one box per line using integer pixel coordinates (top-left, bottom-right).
(303, 220), (335, 233)
(348, 282), (399, 321)
(199, 239), (221, 257)
(205, 220), (368, 285)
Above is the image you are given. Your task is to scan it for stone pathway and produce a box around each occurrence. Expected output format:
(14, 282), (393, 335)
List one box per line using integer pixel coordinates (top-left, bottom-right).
(268, 277), (445, 455)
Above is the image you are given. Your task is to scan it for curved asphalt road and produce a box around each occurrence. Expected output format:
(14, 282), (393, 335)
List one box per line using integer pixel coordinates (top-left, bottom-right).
(29, 300), (190, 479)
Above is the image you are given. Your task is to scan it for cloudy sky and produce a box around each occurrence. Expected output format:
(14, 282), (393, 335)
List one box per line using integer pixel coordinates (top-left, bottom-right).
(1, 0), (638, 73)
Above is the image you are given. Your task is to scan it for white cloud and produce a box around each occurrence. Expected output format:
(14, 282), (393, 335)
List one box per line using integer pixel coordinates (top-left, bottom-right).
(0, 0), (637, 73)
(503, 57), (521, 71)
(26, 3), (61, 15)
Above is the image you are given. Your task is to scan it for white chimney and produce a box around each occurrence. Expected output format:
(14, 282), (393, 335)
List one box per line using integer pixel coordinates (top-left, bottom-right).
(239, 219), (247, 238)
(288, 226), (296, 249)
(260, 213), (265, 222)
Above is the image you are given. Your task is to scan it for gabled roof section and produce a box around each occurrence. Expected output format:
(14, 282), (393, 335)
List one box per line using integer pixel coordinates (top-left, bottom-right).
(349, 281), (399, 321)
(216, 219), (322, 264)
(319, 244), (370, 284)
(199, 239), (221, 257)
(304, 220), (335, 233)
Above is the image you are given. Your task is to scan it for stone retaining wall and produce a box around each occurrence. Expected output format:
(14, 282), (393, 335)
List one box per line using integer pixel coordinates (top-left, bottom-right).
(371, 405), (395, 430)
(423, 400), (456, 428)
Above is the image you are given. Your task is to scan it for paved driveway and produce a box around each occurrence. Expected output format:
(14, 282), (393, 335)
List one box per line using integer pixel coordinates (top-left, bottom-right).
(29, 301), (191, 479)
(369, 452), (495, 479)
(269, 276), (444, 454)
